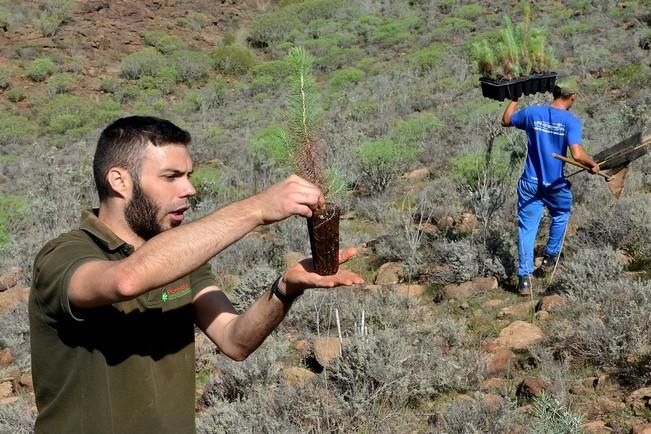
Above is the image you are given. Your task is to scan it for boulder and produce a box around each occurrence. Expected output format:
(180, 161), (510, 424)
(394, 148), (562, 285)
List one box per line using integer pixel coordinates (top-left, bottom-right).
(487, 347), (515, 376)
(443, 276), (498, 301)
(582, 420), (612, 434)
(0, 267), (21, 291)
(281, 367), (317, 386)
(628, 387), (651, 415)
(632, 424), (651, 434)
(374, 262), (403, 285)
(0, 286), (29, 316)
(516, 377), (545, 401)
(0, 382), (13, 399)
(312, 337), (349, 369)
(535, 294), (565, 313)
(403, 167), (430, 181)
(394, 284), (426, 298)
(0, 349), (12, 367)
(494, 321), (544, 350)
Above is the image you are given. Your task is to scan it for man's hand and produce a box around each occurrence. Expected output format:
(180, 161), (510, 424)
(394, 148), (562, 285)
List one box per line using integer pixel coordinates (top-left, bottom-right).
(590, 163), (601, 174)
(253, 175), (325, 225)
(279, 247), (364, 297)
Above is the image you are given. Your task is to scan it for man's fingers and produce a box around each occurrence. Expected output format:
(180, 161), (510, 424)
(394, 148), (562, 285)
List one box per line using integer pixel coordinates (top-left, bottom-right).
(338, 247), (358, 264)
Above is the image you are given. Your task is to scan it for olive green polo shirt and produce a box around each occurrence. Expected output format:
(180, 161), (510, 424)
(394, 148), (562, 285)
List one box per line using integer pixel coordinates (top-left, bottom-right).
(29, 210), (217, 434)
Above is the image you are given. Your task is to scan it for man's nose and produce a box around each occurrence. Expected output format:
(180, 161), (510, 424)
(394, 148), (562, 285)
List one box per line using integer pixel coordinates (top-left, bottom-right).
(180, 178), (196, 198)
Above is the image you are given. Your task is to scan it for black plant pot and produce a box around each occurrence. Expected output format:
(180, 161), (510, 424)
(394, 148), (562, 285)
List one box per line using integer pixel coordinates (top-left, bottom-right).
(522, 72), (558, 96)
(479, 72), (558, 101)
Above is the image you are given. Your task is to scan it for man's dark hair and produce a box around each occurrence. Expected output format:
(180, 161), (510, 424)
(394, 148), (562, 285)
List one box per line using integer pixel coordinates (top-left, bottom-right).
(93, 116), (191, 201)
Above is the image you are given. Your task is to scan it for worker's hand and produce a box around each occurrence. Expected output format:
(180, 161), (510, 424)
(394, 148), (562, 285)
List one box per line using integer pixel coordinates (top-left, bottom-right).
(279, 247), (364, 297)
(253, 175), (325, 224)
(590, 163), (601, 174)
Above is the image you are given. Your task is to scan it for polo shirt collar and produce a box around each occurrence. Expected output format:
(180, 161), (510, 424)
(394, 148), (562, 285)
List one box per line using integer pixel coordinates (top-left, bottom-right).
(80, 209), (134, 254)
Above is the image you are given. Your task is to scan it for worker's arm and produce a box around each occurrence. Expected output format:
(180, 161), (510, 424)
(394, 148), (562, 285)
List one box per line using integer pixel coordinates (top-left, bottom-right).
(569, 144), (600, 173)
(193, 248), (364, 361)
(501, 98), (519, 127)
(68, 175), (324, 308)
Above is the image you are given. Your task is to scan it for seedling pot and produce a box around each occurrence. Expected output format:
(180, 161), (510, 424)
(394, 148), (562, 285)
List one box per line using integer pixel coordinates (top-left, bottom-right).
(306, 203), (340, 276)
(479, 72), (558, 101)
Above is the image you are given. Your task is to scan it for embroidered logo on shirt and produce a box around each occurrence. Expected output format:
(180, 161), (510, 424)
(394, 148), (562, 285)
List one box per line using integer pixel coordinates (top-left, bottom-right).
(533, 121), (566, 136)
(162, 283), (191, 302)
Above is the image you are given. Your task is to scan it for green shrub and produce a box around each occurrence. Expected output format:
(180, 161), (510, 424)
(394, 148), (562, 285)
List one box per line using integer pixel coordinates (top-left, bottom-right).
(46, 72), (74, 96)
(0, 112), (36, 145)
(456, 4), (486, 20)
(119, 48), (166, 80)
(100, 78), (118, 94)
(247, 0), (346, 46)
(26, 57), (56, 82)
(530, 391), (584, 433)
(174, 90), (201, 114)
(37, 0), (76, 36)
(172, 50), (212, 82)
(251, 60), (289, 81)
(248, 124), (290, 168)
(357, 139), (420, 193)
(38, 12), (63, 36)
(210, 45), (256, 75)
(38, 95), (121, 136)
(176, 11), (209, 31)
(370, 15), (422, 48)
(405, 43), (449, 74)
(142, 31), (185, 54)
(0, 192), (26, 246)
(6, 88), (25, 103)
(0, 68), (9, 90)
(329, 67), (365, 90)
(154, 66), (179, 94)
(389, 112), (443, 146)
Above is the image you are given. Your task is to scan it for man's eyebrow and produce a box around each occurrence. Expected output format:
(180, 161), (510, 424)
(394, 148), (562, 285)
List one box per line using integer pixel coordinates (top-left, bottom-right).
(160, 168), (191, 175)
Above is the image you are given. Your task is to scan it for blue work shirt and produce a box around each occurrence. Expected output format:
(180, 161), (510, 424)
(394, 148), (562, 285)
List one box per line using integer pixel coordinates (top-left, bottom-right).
(511, 106), (582, 187)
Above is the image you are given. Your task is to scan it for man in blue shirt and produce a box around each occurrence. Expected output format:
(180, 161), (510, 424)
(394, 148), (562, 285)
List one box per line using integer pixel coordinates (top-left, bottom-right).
(501, 77), (599, 295)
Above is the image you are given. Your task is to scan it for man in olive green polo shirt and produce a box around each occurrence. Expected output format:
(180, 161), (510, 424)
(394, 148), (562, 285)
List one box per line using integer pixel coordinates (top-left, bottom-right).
(29, 116), (363, 434)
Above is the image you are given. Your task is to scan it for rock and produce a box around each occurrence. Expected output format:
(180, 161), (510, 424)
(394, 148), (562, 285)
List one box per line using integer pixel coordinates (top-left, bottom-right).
(0, 286), (29, 316)
(292, 339), (310, 356)
(632, 424), (651, 434)
(374, 262), (403, 285)
(18, 375), (33, 392)
(403, 167), (430, 181)
(443, 276), (498, 301)
(482, 299), (504, 309)
(480, 378), (509, 395)
(418, 223), (438, 235)
(437, 216), (455, 230)
(487, 347), (515, 375)
(628, 387), (651, 415)
(283, 251), (304, 269)
(281, 367), (317, 386)
(494, 321), (544, 350)
(394, 284), (426, 298)
(0, 397), (19, 405)
(536, 294), (565, 313)
(312, 337), (349, 369)
(535, 311), (550, 321)
(0, 267), (21, 291)
(0, 349), (12, 367)
(582, 420), (612, 434)
(595, 396), (625, 413)
(0, 382), (13, 399)
(456, 213), (479, 234)
(482, 393), (504, 412)
(498, 301), (534, 320)
(615, 250), (634, 266)
(516, 377), (545, 401)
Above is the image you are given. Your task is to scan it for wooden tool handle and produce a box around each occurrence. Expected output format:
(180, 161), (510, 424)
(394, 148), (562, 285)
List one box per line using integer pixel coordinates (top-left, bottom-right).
(552, 153), (611, 180)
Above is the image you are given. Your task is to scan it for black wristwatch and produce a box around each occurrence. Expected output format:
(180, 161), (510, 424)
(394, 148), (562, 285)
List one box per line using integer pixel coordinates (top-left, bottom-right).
(271, 277), (300, 305)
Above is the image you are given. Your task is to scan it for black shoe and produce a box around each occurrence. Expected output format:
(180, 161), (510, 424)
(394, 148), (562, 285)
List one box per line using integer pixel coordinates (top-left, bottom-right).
(541, 253), (557, 274)
(517, 275), (533, 296)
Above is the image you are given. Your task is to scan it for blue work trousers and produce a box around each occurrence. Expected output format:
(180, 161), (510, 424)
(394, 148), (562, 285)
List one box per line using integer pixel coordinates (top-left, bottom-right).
(517, 178), (572, 276)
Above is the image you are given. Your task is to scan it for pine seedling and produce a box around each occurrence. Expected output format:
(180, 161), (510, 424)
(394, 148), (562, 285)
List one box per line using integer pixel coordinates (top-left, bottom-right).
(284, 47), (325, 189)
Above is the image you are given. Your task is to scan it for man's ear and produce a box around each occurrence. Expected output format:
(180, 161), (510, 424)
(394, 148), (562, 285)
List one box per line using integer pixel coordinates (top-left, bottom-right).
(106, 167), (132, 199)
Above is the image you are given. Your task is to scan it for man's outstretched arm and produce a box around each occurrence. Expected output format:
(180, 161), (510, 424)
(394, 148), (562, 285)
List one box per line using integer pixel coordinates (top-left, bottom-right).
(569, 144), (600, 173)
(68, 175), (325, 308)
(193, 247), (364, 361)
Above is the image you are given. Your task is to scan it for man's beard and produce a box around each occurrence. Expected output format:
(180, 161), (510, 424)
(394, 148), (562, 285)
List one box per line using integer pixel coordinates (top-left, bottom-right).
(125, 181), (163, 241)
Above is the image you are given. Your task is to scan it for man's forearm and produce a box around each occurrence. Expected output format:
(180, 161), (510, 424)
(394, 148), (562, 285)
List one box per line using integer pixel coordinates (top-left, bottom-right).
(501, 99), (518, 126)
(118, 195), (263, 297)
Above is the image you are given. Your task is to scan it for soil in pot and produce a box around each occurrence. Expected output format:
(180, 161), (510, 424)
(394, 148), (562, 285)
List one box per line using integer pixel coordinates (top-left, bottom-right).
(306, 203), (340, 276)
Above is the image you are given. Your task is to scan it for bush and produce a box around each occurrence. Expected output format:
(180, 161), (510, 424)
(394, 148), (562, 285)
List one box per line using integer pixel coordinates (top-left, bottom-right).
(154, 66), (179, 94)
(529, 391), (584, 433)
(119, 48), (166, 80)
(38, 95), (122, 136)
(26, 57), (56, 81)
(356, 138), (420, 194)
(100, 78), (118, 93)
(142, 31), (185, 54)
(430, 395), (517, 433)
(6, 88), (25, 103)
(0, 68), (10, 90)
(210, 45), (256, 76)
(0, 112), (36, 145)
(172, 49), (212, 82)
(176, 11), (209, 31)
(405, 43), (449, 75)
(369, 15), (422, 48)
(388, 112), (443, 146)
(46, 72), (74, 96)
(0, 192), (26, 246)
(37, 0), (76, 36)
(0, 398), (35, 434)
(329, 67), (365, 90)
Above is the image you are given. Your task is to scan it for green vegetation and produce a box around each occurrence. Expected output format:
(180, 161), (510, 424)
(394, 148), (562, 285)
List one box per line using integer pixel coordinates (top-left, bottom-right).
(142, 31), (185, 54)
(46, 72), (74, 97)
(0, 192), (26, 246)
(357, 138), (420, 193)
(119, 49), (166, 80)
(471, 6), (556, 80)
(37, 0), (76, 36)
(0, 112), (36, 145)
(210, 45), (256, 76)
(26, 57), (56, 82)
(530, 392), (583, 433)
(38, 95), (121, 137)
(172, 50), (212, 83)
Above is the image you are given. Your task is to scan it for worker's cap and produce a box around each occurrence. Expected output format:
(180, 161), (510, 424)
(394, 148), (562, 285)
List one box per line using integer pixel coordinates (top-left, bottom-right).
(554, 77), (579, 96)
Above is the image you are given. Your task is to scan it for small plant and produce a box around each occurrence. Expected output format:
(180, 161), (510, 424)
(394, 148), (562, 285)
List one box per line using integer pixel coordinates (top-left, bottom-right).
(26, 57), (56, 82)
(46, 72), (74, 97)
(210, 45), (256, 76)
(471, 4), (556, 80)
(530, 391), (584, 433)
